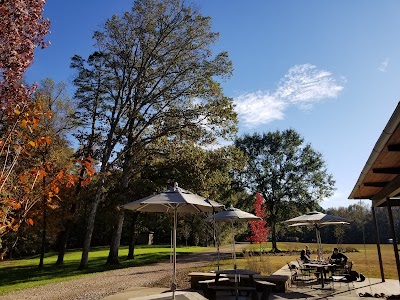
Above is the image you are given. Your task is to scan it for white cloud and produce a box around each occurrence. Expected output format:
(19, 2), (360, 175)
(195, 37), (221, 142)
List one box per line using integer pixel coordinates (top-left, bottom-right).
(234, 64), (345, 127)
(234, 91), (286, 126)
(275, 64), (344, 108)
(378, 58), (389, 72)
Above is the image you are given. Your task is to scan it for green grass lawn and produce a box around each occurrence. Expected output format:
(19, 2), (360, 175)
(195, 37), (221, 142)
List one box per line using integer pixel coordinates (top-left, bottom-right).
(1, 242), (397, 295)
(0, 245), (210, 295)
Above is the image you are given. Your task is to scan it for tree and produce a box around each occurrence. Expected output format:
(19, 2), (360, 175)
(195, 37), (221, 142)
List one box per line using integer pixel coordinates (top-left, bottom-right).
(116, 140), (245, 259)
(32, 79), (79, 267)
(235, 129), (335, 252)
(0, 0), (50, 238)
(72, 0), (237, 268)
(248, 192), (269, 254)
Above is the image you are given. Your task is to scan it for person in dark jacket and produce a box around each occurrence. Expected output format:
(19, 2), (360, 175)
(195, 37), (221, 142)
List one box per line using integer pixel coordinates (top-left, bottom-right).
(330, 247), (348, 265)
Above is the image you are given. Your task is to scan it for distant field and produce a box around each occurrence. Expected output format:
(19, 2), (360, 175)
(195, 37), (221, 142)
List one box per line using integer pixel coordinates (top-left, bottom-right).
(208, 242), (398, 280)
(278, 242), (398, 279)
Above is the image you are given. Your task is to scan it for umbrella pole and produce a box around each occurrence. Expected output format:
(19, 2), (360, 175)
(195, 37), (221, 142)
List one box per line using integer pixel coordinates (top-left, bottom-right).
(213, 211), (220, 270)
(232, 221), (236, 269)
(316, 226), (322, 261)
(318, 228), (322, 260)
(315, 226), (321, 261)
(172, 208), (177, 299)
(231, 221), (239, 300)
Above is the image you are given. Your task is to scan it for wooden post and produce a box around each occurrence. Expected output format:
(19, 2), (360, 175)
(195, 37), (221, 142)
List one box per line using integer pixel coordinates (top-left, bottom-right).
(386, 198), (400, 283)
(371, 205), (385, 282)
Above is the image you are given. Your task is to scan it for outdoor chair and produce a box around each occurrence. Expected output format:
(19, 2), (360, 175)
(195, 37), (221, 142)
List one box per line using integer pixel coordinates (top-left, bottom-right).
(296, 259), (316, 276)
(330, 261), (355, 291)
(287, 262), (314, 287)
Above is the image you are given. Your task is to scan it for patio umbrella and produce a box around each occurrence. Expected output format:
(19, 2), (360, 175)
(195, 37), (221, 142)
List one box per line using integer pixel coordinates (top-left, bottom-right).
(205, 206), (261, 270)
(122, 183), (223, 299)
(284, 211), (351, 261)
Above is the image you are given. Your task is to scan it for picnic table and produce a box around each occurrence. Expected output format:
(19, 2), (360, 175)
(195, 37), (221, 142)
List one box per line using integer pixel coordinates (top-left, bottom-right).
(198, 269), (275, 300)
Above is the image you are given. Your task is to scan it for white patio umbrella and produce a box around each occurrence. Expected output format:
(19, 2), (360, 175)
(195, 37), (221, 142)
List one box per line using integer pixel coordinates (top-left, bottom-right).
(122, 183), (223, 299)
(284, 211), (351, 261)
(205, 206), (261, 270)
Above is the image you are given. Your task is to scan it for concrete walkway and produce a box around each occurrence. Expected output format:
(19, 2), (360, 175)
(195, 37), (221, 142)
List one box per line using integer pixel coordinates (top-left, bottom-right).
(102, 277), (400, 300)
(271, 261), (400, 299)
(101, 278), (400, 300)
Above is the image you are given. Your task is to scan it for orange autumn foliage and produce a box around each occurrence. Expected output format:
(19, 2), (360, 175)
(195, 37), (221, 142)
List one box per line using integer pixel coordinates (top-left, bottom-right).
(0, 2), (96, 238)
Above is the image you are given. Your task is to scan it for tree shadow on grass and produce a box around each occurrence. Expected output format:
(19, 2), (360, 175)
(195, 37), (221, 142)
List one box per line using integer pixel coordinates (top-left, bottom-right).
(0, 252), (173, 294)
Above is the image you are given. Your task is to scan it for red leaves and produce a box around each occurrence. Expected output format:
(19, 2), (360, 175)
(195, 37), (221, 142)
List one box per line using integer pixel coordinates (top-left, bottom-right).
(0, 0), (50, 114)
(0, 1), (51, 237)
(248, 192), (270, 244)
(0, 0), (50, 78)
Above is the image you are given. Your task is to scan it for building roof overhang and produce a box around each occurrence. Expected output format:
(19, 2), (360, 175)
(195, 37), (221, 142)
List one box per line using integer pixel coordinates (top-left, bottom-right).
(349, 102), (400, 207)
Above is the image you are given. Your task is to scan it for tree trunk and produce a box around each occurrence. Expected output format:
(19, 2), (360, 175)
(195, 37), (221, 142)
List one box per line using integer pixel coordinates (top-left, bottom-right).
(38, 205), (47, 268)
(127, 213), (138, 260)
(271, 221), (278, 252)
(56, 219), (73, 265)
(106, 208), (125, 265)
(57, 167), (84, 264)
(79, 181), (103, 269)
(127, 237), (136, 260)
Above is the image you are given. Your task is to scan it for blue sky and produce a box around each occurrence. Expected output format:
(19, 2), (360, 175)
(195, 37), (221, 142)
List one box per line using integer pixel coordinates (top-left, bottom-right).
(26, 1), (400, 209)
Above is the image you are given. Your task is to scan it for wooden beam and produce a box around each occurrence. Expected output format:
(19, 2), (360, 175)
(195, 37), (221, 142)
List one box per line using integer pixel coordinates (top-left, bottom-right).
(372, 174), (400, 201)
(388, 144), (400, 151)
(364, 182), (389, 187)
(373, 198), (387, 208)
(354, 195), (376, 200)
(373, 167), (400, 174)
(374, 198), (400, 207)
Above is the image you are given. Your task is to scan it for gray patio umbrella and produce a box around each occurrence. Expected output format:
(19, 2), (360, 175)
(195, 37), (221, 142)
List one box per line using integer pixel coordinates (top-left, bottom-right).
(284, 211), (351, 261)
(122, 183), (223, 299)
(205, 206), (261, 270)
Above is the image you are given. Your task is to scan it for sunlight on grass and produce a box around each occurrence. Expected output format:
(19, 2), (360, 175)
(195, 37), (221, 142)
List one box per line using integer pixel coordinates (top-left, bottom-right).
(0, 245), (211, 295)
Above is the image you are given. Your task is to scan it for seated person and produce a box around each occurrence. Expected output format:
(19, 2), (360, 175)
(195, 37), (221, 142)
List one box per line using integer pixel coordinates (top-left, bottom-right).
(300, 249), (311, 263)
(305, 245), (311, 257)
(330, 247), (348, 265)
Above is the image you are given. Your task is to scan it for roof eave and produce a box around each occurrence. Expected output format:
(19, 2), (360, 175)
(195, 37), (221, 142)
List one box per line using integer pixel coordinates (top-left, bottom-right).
(349, 101), (400, 199)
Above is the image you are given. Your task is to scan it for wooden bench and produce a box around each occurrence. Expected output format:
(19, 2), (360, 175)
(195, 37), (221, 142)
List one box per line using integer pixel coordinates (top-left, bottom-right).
(188, 272), (220, 289)
(255, 280), (276, 300)
(198, 278), (275, 300)
(189, 271), (289, 294)
(253, 274), (290, 292)
(198, 278), (230, 284)
(198, 277), (231, 300)
(205, 285), (258, 300)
